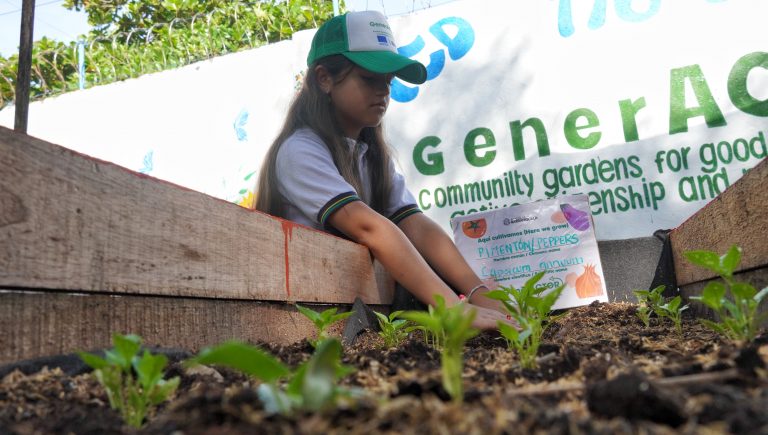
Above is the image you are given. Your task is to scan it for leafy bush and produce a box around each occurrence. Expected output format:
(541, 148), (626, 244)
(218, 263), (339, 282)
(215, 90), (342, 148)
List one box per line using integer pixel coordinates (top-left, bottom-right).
(296, 304), (353, 347)
(78, 333), (180, 428)
(687, 245), (768, 343)
(187, 338), (359, 414)
(486, 271), (564, 369)
(402, 296), (479, 403)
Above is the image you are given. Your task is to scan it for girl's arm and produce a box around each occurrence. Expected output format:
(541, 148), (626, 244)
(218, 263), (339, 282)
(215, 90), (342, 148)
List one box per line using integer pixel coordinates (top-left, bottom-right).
(327, 201), (510, 329)
(397, 213), (506, 313)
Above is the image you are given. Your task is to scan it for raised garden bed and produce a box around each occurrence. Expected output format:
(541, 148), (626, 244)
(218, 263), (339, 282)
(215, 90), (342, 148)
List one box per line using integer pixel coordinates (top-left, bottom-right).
(2, 302), (766, 434)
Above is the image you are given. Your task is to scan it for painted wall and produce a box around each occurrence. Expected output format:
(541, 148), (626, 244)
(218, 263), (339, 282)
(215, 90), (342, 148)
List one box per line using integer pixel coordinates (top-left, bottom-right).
(2, 0), (766, 240)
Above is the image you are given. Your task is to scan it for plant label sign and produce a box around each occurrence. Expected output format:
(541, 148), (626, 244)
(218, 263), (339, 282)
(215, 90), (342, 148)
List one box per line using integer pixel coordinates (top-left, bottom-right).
(451, 194), (608, 310)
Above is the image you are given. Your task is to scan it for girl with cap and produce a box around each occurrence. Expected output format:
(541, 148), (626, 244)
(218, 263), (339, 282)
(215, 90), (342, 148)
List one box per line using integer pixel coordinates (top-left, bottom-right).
(255, 11), (512, 330)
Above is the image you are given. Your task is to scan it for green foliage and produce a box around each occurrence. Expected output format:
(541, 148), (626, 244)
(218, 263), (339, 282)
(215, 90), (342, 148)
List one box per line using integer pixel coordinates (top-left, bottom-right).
(374, 310), (411, 348)
(633, 284), (665, 327)
(485, 271), (564, 369)
(296, 304), (353, 347)
(687, 245), (768, 343)
(1, 0), (338, 107)
(187, 338), (359, 415)
(78, 333), (180, 428)
(634, 285), (689, 335)
(401, 296), (479, 403)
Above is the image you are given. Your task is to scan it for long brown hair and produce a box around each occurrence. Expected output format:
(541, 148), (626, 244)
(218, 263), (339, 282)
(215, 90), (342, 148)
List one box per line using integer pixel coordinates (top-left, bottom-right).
(254, 55), (394, 219)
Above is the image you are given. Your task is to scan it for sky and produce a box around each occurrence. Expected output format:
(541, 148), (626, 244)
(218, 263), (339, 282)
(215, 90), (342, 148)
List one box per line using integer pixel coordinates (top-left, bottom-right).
(0, 0), (457, 58)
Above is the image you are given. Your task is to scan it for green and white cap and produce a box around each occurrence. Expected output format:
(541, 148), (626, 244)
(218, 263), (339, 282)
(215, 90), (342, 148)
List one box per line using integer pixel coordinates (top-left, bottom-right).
(307, 11), (427, 84)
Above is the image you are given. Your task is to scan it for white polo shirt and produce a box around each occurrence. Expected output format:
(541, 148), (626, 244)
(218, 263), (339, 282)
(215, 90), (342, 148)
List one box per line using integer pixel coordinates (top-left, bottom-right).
(275, 128), (421, 234)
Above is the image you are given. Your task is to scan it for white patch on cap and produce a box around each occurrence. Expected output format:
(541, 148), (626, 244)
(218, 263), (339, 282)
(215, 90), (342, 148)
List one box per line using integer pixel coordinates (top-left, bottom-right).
(346, 11), (398, 53)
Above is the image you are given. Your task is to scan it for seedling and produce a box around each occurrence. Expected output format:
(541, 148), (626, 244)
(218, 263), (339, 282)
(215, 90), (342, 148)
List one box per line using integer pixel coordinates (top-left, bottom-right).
(78, 333), (180, 428)
(296, 304), (353, 347)
(187, 338), (359, 415)
(486, 271), (564, 369)
(687, 245), (768, 343)
(634, 285), (689, 334)
(656, 295), (689, 335)
(374, 310), (411, 348)
(401, 296), (479, 403)
(633, 285), (665, 326)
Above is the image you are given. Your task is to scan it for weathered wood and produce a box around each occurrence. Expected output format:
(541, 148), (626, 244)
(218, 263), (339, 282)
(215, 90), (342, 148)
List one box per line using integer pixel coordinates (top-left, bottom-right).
(0, 126), (393, 304)
(0, 289), (388, 365)
(670, 158), (768, 286)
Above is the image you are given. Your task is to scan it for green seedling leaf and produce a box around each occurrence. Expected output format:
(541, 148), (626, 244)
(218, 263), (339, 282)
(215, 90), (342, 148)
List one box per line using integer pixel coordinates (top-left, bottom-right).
(296, 304), (322, 323)
(188, 341), (289, 382)
(719, 245), (742, 277)
(699, 281), (726, 310)
(731, 282), (757, 301)
(684, 250), (722, 274)
(134, 351), (167, 390)
(109, 333), (142, 370)
(78, 352), (109, 370)
(148, 377), (180, 405)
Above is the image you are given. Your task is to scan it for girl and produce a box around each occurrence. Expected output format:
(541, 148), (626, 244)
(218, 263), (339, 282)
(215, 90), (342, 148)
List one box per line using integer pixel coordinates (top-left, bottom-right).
(255, 10), (512, 330)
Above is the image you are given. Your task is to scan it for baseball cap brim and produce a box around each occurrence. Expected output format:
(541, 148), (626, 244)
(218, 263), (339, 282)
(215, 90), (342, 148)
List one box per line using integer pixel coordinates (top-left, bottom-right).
(343, 51), (427, 85)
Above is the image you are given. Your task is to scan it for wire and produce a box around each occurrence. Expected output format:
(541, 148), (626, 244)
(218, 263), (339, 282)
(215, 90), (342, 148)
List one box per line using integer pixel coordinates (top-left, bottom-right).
(0, 0), (65, 16)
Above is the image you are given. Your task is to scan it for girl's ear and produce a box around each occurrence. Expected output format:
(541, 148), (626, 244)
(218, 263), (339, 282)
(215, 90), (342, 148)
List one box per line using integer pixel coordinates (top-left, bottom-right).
(314, 65), (333, 94)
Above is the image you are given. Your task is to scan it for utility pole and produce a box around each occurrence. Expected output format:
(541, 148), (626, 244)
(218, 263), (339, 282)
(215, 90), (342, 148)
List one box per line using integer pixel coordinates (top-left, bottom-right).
(14, 0), (36, 133)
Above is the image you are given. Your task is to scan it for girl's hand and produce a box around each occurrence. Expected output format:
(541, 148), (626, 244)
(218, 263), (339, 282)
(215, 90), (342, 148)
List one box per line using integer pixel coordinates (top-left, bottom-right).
(465, 303), (519, 331)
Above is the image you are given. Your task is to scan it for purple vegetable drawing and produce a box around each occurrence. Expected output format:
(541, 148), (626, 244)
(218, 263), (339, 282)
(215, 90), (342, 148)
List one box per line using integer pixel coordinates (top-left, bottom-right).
(560, 204), (590, 231)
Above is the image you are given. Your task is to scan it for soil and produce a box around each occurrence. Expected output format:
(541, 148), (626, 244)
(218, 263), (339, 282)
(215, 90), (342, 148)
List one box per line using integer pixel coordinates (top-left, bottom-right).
(1, 302), (767, 434)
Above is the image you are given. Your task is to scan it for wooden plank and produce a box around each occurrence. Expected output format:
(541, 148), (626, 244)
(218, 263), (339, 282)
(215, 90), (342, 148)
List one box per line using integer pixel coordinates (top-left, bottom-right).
(0, 289), (387, 365)
(0, 126), (393, 304)
(670, 158), (768, 286)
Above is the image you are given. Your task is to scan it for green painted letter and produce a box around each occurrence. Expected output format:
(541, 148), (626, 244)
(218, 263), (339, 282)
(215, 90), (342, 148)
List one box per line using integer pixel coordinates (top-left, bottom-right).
(510, 118), (550, 161)
(564, 108), (601, 150)
(413, 135), (444, 175)
(728, 51), (768, 116)
(464, 127), (496, 167)
(669, 64), (726, 134)
(619, 97), (646, 142)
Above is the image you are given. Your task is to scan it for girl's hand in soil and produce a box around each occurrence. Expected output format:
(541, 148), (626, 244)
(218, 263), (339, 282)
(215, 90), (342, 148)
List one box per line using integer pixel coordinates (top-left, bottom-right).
(467, 303), (519, 330)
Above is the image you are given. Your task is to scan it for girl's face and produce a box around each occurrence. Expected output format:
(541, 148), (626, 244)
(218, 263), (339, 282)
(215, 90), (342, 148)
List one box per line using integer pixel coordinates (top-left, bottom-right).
(318, 65), (393, 139)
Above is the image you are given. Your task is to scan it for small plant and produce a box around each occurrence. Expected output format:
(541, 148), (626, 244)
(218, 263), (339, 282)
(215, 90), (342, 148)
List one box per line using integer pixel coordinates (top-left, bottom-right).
(687, 245), (768, 343)
(486, 272), (564, 369)
(656, 295), (689, 335)
(401, 296), (479, 403)
(78, 333), (180, 428)
(634, 285), (689, 334)
(633, 285), (666, 327)
(374, 310), (411, 348)
(296, 304), (354, 347)
(187, 338), (359, 415)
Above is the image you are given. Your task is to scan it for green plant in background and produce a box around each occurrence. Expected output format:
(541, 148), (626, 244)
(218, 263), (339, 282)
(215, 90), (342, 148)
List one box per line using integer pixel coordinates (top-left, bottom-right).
(687, 245), (768, 343)
(78, 333), (180, 428)
(656, 295), (689, 335)
(402, 296), (479, 403)
(485, 272), (564, 369)
(633, 285), (666, 327)
(296, 304), (353, 347)
(187, 338), (359, 415)
(374, 310), (412, 348)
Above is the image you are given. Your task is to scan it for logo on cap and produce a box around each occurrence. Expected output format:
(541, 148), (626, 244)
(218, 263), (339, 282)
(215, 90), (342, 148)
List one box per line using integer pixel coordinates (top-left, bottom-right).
(376, 35), (389, 46)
